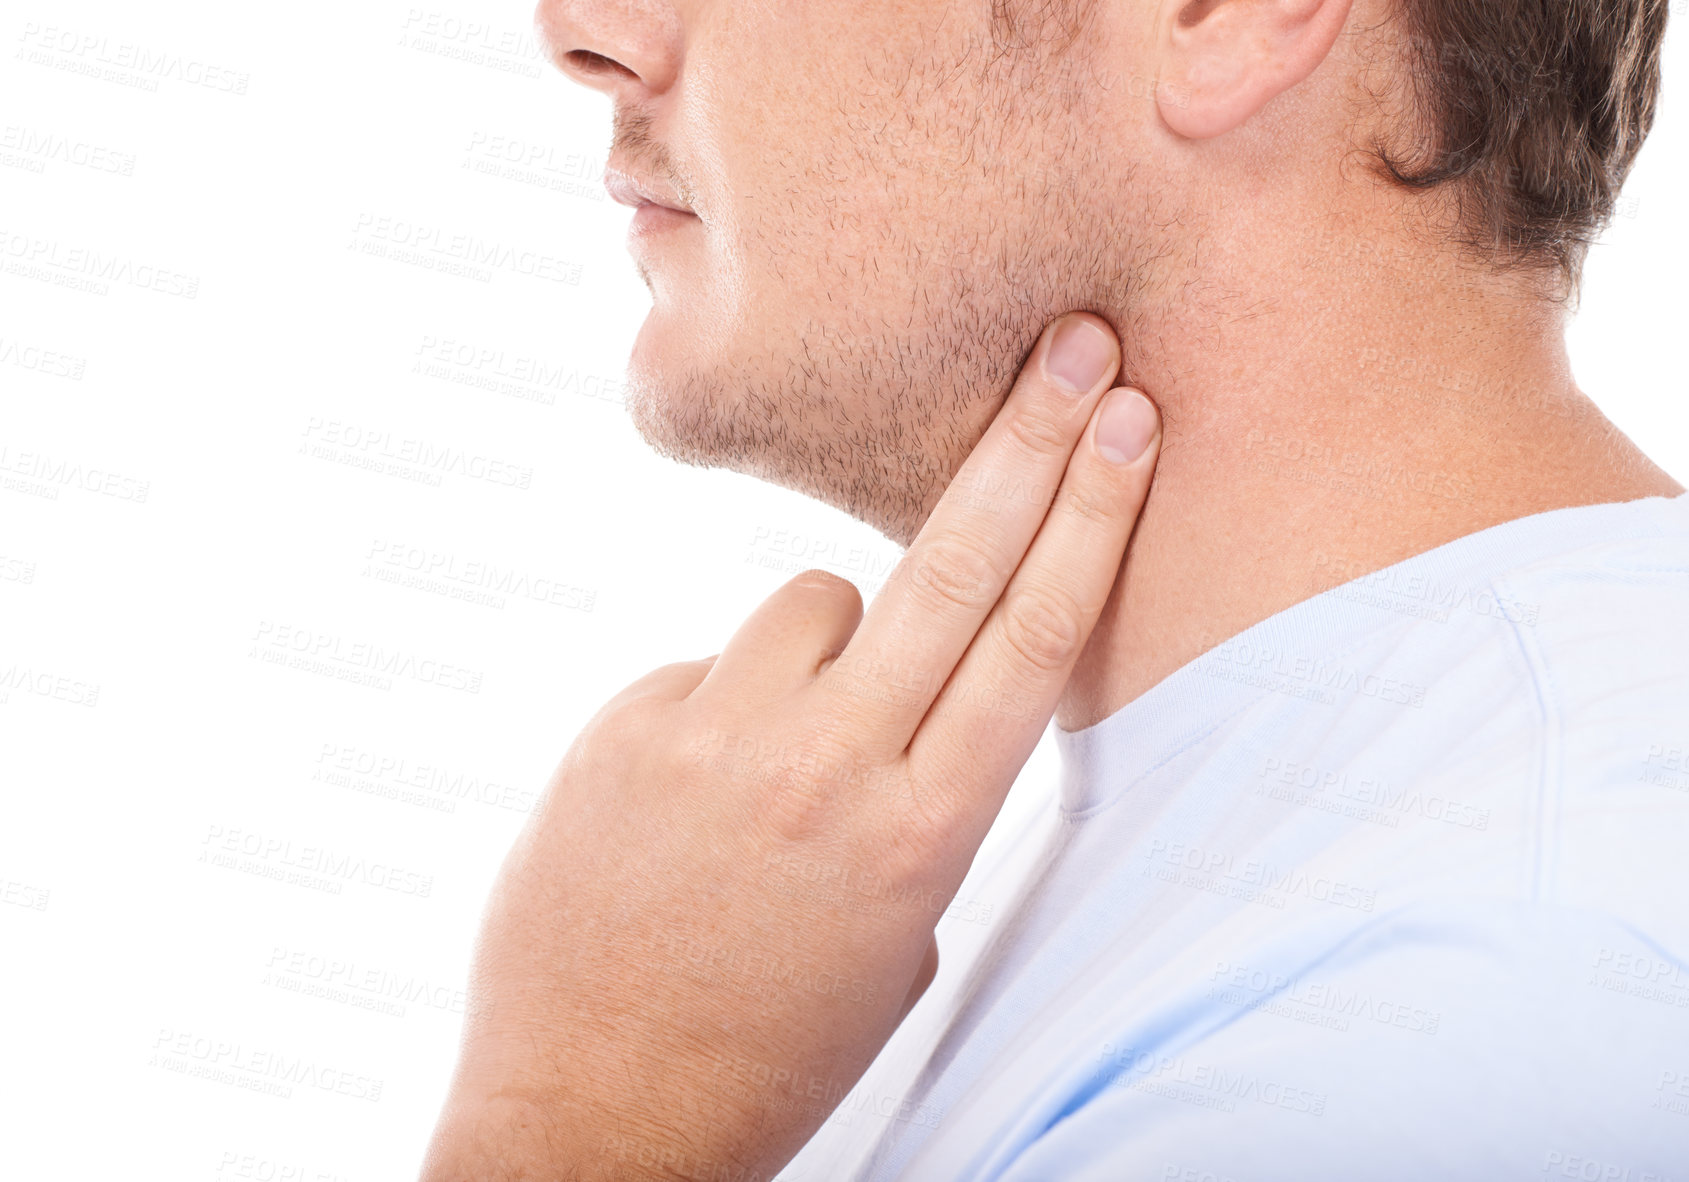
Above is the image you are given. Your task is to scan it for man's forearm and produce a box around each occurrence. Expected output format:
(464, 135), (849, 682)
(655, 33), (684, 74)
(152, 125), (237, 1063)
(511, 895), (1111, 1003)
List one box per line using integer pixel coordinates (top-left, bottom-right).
(423, 1093), (591, 1182)
(423, 1091), (789, 1182)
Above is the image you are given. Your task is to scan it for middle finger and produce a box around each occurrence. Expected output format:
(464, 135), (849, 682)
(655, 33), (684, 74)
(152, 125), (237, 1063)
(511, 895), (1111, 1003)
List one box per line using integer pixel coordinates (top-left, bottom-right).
(811, 312), (1121, 756)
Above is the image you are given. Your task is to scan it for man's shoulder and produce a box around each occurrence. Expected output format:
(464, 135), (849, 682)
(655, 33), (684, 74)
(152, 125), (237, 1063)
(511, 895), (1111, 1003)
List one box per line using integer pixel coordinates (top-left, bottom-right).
(1334, 495), (1689, 812)
(1473, 503), (1689, 924)
(1483, 492), (1689, 667)
(988, 898), (1689, 1182)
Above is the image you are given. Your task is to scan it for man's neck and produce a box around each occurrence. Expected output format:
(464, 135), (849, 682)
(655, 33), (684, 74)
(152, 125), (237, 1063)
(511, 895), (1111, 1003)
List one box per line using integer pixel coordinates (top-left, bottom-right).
(1055, 239), (1684, 732)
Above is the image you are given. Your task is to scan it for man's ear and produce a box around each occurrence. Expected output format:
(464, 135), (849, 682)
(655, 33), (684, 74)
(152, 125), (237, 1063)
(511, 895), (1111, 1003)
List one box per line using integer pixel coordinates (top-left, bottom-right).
(1155, 0), (1354, 139)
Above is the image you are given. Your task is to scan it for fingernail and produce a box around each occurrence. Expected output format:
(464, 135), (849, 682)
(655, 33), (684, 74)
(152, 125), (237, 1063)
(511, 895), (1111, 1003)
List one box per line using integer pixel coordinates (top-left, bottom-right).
(1044, 316), (1113, 394)
(1095, 388), (1158, 464)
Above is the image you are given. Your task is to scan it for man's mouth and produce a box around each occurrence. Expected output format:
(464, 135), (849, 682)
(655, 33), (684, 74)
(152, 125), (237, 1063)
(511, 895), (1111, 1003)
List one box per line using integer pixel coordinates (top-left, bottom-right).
(626, 204), (697, 240)
(604, 164), (699, 246)
(603, 166), (695, 216)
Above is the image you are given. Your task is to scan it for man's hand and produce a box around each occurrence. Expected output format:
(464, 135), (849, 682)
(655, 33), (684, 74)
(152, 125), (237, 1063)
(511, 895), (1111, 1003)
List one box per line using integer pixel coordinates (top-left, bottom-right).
(420, 313), (1161, 1181)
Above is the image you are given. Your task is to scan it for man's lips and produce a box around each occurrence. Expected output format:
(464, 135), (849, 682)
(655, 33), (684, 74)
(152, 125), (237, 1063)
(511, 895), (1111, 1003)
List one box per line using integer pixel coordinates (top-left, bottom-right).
(603, 166), (694, 215)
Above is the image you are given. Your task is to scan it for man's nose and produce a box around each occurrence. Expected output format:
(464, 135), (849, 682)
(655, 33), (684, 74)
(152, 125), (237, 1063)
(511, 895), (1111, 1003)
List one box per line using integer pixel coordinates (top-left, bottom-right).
(535, 0), (683, 97)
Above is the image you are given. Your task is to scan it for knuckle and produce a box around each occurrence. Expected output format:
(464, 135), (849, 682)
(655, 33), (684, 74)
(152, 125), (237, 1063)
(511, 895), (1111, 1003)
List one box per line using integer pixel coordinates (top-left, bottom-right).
(876, 772), (964, 879)
(905, 535), (1002, 614)
(757, 729), (864, 840)
(1054, 478), (1120, 525)
(891, 796), (953, 863)
(874, 818), (949, 887)
(998, 583), (1086, 672)
(585, 696), (663, 754)
(1003, 402), (1073, 456)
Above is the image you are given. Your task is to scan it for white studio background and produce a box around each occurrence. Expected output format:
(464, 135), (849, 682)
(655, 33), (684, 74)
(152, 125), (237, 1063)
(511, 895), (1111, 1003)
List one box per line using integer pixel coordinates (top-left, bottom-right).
(1, 2), (1685, 1180)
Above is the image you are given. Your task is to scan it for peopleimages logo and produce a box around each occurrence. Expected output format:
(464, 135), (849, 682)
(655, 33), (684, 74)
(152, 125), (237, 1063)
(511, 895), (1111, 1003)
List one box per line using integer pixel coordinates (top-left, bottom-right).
(313, 741), (540, 817)
(1200, 633), (1429, 709)
(0, 663), (100, 707)
(250, 620), (485, 695)
(1257, 756), (1492, 831)
(1208, 959), (1442, 1035)
(0, 443), (149, 501)
(363, 539), (596, 612)
(16, 23), (251, 95)
(396, 9), (545, 78)
(0, 125), (136, 176)
(149, 1028), (382, 1102)
(412, 335), (625, 407)
(0, 229), (199, 298)
(200, 824), (435, 898)
(300, 417), (533, 490)
(1098, 1042), (1328, 1116)
(0, 337), (86, 380)
(350, 213), (582, 284)
(263, 945), (474, 1019)
(1143, 838), (1378, 913)
(0, 876), (50, 911)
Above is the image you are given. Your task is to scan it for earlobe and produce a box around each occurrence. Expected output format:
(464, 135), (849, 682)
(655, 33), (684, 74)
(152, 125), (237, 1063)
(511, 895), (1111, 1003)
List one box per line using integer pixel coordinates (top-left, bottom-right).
(1155, 0), (1353, 140)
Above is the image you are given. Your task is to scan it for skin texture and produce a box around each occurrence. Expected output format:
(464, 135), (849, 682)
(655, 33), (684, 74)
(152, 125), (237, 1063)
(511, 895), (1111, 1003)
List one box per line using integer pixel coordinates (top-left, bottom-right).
(542, 0), (1679, 731)
(573, 0), (1169, 545)
(422, 317), (1161, 1179)
(421, 0), (1684, 1176)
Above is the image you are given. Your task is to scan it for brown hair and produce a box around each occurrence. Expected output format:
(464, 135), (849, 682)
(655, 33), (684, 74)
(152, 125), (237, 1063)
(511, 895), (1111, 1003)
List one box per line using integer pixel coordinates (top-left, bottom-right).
(1375, 0), (1670, 292)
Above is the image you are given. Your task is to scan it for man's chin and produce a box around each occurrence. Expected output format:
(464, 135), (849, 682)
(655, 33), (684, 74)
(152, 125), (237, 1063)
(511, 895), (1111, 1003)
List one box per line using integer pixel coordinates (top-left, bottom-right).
(620, 361), (912, 546)
(620, 307), (993, 548)
(622, 355), (768, 479)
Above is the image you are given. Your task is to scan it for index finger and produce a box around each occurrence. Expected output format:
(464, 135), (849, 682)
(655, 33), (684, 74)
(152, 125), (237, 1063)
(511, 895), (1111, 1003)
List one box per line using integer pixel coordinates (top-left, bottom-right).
(813, 313), (1121, 755)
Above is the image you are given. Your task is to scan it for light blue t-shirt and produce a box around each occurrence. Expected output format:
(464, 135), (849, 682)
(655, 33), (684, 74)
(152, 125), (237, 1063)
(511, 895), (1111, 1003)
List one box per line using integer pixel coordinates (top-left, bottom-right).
(780, 491), (1689, 1182)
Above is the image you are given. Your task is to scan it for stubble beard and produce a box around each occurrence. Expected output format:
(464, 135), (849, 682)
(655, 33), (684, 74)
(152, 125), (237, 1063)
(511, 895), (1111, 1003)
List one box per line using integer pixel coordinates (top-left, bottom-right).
(622, 31), (1164, 548)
